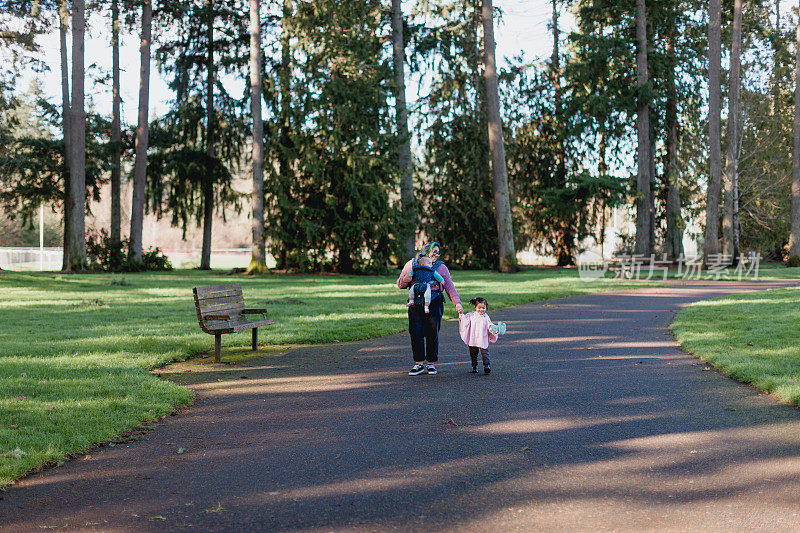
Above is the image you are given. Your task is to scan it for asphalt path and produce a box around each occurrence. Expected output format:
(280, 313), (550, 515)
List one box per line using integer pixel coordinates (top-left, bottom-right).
(3, 280), (800, 532)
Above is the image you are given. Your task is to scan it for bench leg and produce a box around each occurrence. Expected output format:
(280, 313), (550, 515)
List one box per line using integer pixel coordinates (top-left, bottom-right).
(252, 328), (258, 351)
(214, 334), (221, 363)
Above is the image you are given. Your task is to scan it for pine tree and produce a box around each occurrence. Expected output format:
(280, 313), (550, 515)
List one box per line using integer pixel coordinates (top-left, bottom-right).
(705, 0), (723, 263)
(66, 0), (87, 270)
(247, 0), (267, 273)
(481, 0), (516, 272)
(788, 5), (800, 261)
(634, 0), (651, 256)
(263, 0), (398, 273)
(391, 0), (415, 259)
(414, 0), (497, 269)
(129, 0), (152, 264)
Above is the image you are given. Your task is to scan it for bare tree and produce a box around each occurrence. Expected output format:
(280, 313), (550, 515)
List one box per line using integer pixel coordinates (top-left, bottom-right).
(129, 0), (152, 263)
(789, 7), (800, 259)
(481, 0), (517, 272)
(247, 0), (267, 273)
(58, 0), (71, 270)
(723, 0), (742, 264)
(391, 0), (414, 259)
(110, 0), (122, 246)
(66, 0), (86, 270)
(705, 0), (723, 263)
(634, 0), (651, 255)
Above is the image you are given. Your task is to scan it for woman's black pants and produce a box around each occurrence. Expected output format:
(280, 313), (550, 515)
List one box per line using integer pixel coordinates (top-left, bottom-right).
(408, 297), (443, 363)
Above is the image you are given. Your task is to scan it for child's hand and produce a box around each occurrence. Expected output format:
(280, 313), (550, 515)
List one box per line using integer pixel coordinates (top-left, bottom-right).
(455, 303), (463, 315)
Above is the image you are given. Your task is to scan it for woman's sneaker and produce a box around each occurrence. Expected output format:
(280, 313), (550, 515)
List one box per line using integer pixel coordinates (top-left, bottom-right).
(409, 364), (426, 376)
(426, 364), (438, 375)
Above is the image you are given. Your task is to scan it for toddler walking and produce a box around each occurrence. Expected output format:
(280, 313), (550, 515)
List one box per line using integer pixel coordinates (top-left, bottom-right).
(458, 297), (506, 374)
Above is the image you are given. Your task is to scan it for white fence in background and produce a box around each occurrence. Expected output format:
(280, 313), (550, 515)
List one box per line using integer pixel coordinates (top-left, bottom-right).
(0, 248), (63, 271)
(0, 248), (271, 271)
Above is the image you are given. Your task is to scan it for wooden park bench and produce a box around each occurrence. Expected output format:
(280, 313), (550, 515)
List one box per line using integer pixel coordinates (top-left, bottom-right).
(192, 283), (275, 362)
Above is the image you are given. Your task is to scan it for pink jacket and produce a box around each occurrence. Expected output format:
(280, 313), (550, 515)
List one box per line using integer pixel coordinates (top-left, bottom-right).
(396, 260), (461, 307)
(458, 311), (498, 349)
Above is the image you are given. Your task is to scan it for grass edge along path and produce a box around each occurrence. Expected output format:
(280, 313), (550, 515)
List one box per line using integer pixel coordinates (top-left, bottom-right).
(671, 285), (800, 407)
(0, 267), (657, 489)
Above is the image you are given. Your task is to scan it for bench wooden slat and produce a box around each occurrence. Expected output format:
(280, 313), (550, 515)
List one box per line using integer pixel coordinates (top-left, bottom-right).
(195, 289), (243, 301)
(200, 303), (245, 317)
(197, 294), (244, 307)
(194, 284), (243, 297)
(231, 318), (274, 332)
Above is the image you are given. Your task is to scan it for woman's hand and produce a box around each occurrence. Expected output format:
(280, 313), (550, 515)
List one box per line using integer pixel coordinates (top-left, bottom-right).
(402, 272), (413, 284)
(455, 303), (463, 315)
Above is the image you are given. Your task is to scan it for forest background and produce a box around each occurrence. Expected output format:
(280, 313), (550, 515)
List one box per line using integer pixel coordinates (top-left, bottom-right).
(1, 0), (799, 273)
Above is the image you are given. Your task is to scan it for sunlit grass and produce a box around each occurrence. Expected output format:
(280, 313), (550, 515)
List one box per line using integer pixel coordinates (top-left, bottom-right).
(671, 287), (800, 405)
(0, 266), (659, 487)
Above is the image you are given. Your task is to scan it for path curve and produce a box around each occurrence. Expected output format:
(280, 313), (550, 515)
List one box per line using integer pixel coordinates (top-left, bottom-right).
(3, 280), (800, 532)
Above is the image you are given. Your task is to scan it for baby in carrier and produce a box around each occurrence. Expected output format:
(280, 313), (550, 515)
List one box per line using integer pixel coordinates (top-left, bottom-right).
(406, 252), (444, 314)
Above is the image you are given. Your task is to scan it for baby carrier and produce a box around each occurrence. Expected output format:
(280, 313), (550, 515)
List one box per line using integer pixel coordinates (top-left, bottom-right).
(410, 260), (443, 306)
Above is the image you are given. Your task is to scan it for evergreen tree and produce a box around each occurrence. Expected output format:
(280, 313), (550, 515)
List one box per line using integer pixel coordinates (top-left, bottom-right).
(153, 0), (250, 268)
(129, 0), (152, 264)
(413, 0), (497, 269)
(247, 0), (267, 273)
(264, 0), (398, 273)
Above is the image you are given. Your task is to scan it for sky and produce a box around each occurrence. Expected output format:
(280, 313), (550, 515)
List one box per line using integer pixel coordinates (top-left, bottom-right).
(28, 0), (574, 127)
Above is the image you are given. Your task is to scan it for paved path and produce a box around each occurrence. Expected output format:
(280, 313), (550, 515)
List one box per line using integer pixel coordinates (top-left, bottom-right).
(3, 280), (800, 532)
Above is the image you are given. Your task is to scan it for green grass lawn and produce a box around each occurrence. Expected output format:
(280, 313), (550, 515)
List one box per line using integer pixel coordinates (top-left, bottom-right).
(0, 267), (658, 487)
(672, 286), (800, 405)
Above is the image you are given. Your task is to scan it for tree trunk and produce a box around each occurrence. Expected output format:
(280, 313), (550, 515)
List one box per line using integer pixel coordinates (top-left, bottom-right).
(276, 0), (292, 270)
(789, 9), (800, 260)
(634, 0), (652, 256)
(391, 0), (415, 259)
(200, 0), (215, 271)
(665, 34), (684, 261)
(247, 0), (267, 273)
(481, 0), (517, 272)
(723, 0), (742, 265)
(648, 139), (656, 250)
(129, 0), (151, 264)
(67, 0), (86, 271)
(59, 0), (71, 271)
(705, 0), (723, 264)
(772, 0), (781, 114)
(110, 0), (122, 246)
(599, 126), (607, 259)
(552, 0), (573, 267)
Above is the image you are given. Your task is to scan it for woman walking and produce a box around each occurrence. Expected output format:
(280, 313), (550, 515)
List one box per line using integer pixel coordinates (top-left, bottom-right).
(396, 242), (463, 375)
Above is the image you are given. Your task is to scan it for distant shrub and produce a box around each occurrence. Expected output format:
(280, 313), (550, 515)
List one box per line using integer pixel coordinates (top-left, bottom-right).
(87, 230), (172, 272)
(788, 255), (800, 268)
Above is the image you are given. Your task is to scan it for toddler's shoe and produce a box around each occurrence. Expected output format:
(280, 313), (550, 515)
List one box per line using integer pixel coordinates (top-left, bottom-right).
(406, 301), (413, 307)
(424, 306), (430, 313)
(484, 363), (491, 374)
(470, 366), (478, 373)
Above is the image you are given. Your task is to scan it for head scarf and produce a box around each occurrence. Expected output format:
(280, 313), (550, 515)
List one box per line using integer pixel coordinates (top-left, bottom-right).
(419, 242), (441, 258)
